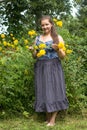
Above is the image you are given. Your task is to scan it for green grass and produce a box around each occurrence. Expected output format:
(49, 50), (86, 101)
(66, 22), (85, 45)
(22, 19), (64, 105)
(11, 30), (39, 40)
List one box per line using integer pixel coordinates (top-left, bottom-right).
(0, 111), (87, 130)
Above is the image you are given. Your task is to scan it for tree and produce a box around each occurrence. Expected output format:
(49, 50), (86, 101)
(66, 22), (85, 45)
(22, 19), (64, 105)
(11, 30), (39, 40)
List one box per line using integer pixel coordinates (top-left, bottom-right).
(0, 0), (29, 35)
(0, 0), (72, 35)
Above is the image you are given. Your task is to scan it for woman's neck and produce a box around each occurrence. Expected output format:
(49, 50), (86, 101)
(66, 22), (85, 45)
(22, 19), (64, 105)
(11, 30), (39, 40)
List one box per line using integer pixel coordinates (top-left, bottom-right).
(43, 32), (51, 36)
(40, 33), (52, 42)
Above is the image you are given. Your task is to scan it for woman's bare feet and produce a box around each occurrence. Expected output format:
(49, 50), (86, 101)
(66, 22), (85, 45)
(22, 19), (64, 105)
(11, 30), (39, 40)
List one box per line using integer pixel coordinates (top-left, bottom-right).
(47, 122), (55, 126)
(46, 112), (52, 123)
(46, 111), (57, 126)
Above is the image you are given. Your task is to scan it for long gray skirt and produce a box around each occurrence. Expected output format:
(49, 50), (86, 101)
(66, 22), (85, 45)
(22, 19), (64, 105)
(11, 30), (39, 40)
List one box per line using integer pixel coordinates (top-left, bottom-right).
(34, 58), (69, 112)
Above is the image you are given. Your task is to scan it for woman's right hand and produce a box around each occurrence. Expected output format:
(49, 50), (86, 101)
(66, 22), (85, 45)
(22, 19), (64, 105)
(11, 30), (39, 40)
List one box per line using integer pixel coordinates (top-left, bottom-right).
(29, 46), (34, 51)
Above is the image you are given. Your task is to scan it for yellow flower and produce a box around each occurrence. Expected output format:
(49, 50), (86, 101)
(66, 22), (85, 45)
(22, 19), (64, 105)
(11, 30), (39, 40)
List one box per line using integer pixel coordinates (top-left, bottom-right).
(16, 47), (19, 51)
(56, 21), (63, 27)
(24, 39), (28, 44)
(25, 45), (29, 49)
(7, 42), (11, 46)
(0, 47), (2, 51)
(1, 34), (5, 38)
(3, 41), (7, 46)
(58, 42), (64, 49)
(12, 37), (15, 40)
(11, 45), (15, 48)
(38, 43), (46, 49)
(28, 30), (36, 36)
(66, 49), (73, 54)
(53, 18), (57, 22)
(62, 46), (66, 51)
(10, 33), (13, 36)
(33, 45), (38, 50)
(37, 49), (46, 57)
(65, 44), (69, 47)
(13, 39), (18, 45)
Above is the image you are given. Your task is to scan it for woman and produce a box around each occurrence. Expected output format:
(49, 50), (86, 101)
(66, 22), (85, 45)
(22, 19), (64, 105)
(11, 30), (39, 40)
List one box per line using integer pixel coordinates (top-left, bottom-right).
(30, 15), (68, 126)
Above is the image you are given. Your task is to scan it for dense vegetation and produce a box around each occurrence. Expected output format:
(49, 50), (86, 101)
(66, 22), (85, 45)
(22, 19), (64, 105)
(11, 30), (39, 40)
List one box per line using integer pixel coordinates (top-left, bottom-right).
(0, 0), (87, 118)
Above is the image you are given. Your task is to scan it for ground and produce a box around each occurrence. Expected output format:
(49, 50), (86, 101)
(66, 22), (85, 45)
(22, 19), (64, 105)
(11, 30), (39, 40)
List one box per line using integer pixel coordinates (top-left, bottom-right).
(0, 110), (87, 130)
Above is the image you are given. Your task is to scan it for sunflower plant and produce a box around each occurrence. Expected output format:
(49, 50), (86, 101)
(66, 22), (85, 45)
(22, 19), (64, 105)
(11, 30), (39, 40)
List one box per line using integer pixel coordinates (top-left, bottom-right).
(58, 42), (73, 55)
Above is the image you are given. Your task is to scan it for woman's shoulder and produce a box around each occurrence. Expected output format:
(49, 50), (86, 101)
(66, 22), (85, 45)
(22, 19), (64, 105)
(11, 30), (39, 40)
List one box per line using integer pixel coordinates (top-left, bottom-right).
(35, 35), (40, 40)
(58, 35), (64, 43)
(35, 35), (40, 43)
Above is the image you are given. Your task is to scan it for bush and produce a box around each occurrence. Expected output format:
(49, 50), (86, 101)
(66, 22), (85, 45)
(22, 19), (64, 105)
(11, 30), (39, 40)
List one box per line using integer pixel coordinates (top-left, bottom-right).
(0, 47), (35, 116)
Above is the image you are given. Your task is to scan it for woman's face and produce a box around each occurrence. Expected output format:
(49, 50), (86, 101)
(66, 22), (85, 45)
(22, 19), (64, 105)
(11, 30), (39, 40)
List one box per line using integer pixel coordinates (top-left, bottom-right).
(41, 19), (52, 34)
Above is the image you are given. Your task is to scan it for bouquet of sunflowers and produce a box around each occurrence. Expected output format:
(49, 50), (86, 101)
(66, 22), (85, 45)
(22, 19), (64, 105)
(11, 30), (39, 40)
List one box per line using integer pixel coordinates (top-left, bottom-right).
(33, 43), (47, 58)
(29, 42), (72, 58)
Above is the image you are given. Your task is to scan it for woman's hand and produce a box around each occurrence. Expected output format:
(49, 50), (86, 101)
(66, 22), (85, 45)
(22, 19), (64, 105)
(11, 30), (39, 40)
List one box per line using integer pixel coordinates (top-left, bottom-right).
(52, 44), (58, 51)
(57, 49), (66, 59)
(29, 46), (34, 51)
(29, 46), (37, 58)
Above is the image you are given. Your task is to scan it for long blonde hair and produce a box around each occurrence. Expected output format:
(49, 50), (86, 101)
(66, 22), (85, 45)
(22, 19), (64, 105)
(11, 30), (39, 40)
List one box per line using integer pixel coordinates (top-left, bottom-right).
(39, 15), (59, 44)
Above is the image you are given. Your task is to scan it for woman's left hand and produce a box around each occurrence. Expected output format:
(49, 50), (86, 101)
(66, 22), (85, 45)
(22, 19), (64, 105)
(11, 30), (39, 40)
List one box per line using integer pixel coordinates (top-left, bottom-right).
(57, 49), (66, 59)
(52, 44), (58, 51)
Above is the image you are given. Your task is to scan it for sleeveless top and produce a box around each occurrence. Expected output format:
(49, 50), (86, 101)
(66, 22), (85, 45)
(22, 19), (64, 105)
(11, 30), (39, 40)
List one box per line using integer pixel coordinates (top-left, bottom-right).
(35, 36), (58, 60)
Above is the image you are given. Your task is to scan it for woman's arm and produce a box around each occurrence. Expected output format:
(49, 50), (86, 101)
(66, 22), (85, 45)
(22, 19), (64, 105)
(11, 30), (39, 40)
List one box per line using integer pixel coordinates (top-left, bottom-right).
(57, 35), (66, 59)
(29, 38), (37, 58)
(52, 35), (66, 59)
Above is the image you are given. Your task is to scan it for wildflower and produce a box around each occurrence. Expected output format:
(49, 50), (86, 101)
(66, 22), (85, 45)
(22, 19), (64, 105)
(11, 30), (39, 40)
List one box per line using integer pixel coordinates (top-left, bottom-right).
(66, 49), (73, 54)
(25, 45), (29, 49)
(1, 34), (5, 38)
(24, 39), (28, 44)
(10, 33), (13, 36)
(33, 45), (38, 50)
(13, 39), (18, 45)
(56, 21), (63, 27)
(16, 47), (19, 51)
(7, 42), (11, 46)
(53, 18), (57, 22)
(12, 37), (15, 40)
(28, 30), (36, 36)
(62, 46), (66, 51)
(3, 41), (7, 46)
(38, 43), (46, 49)
(11, 45), (15, 49)
(65, 44), (69, 47)
(37, 49), (46, 57)
(0, 47), (2, 51)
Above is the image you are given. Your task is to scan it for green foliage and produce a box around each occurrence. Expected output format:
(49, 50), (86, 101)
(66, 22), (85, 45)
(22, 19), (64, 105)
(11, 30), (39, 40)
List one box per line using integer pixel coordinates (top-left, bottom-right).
(0, 0), (72, 34)
(0, 47), (35, 115)
(0, 0), (29, 35)
(56, 20), (87, 113)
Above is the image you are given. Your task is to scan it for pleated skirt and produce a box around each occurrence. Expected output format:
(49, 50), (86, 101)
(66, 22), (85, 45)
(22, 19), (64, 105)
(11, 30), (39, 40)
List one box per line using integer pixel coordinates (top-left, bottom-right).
(34, 58), (69, 112)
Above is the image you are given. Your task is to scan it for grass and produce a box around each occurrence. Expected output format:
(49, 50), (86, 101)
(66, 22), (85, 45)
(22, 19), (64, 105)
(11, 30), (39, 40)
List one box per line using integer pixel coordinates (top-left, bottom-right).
(0, 110), (87, 130)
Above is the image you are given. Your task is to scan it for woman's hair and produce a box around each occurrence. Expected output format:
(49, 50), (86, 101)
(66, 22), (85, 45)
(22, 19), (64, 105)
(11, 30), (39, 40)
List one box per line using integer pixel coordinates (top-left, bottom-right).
(39, 15), (59, 44)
